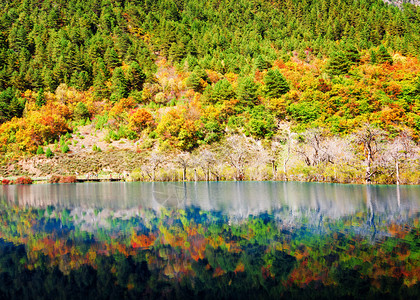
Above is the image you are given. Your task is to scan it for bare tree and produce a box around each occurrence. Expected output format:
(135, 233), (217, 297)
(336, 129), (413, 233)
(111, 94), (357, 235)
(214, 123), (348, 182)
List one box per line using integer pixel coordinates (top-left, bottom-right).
(248, 138), (270, 181)
(221, 135), (252, 181)
(276, 122), (296, 181)
(193, 146), (216, 181)
(384, 129), (417, 185)
(353, 124), (387, 184)
(147, 149), (164, 181)
(176, 151), (190, 181)
(295, 128), (332, 166)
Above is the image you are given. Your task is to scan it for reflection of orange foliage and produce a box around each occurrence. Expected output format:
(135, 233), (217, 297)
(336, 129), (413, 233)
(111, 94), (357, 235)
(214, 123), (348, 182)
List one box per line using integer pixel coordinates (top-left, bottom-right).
(234, 262), (245, 274)
(213, 266), (225, 277)
(262, 265), (273, 279)
(387, 223), (410, 239)
(287, 258), (328, 287)
(131, 232), (156, 249)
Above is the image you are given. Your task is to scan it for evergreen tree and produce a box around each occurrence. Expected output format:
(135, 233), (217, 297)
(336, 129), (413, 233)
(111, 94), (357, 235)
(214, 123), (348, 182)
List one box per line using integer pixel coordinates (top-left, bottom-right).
(104, 47), (120, 69)
(326, 51), (351, 76)
(110, 67), (128, 101)
(255, 55), (270, 71)
(45, 147), (53, 158)
(74, 102), (90, 121)
(93, 71), (108, 99)
(127, 62), (146, 91)
(36, 146), (45, 155)
(377, 45), (393, 64)
(264, 69), (290, 98)
(36, 88), (46, 107)
(210, 79), (235, 103)
(237, 77), (259, 107)
(345, 44), (361, 65)
(186, 72), (201, 92)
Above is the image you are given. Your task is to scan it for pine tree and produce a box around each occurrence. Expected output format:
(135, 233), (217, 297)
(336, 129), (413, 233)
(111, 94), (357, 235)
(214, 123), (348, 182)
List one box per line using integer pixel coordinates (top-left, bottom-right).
(104, 47), (120, 69)
(45, 147), (53, 158)
(36, 88), (46, 107)
(186, 72), (201, 92)
(237, 77), (259, 107)
(110, 67), (128, 101)
(377, 45), (393, 65)
(264, 69), (290, 98)
(211, 79), (235, 103)
(93, 71), (108, 99)
(128, 62), (146, 91)
(326, 51), (351, 76)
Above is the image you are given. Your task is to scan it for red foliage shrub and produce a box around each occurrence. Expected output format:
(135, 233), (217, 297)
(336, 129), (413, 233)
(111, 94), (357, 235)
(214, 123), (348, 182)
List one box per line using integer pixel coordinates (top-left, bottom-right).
(2, 179), (11, 185)
(49, 175), (77, 183)
(15, 176), (33, 184)
(59, 176), (77, 183)
(49, 175), (61, 183)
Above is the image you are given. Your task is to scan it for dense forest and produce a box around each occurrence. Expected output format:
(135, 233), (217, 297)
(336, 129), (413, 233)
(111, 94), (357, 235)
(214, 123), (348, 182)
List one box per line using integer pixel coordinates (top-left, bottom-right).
(1, 0), (420, 184)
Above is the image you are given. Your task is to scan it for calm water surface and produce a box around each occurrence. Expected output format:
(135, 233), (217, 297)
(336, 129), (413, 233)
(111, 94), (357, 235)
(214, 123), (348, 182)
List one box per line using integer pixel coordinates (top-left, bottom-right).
(0, 182), (419, 299)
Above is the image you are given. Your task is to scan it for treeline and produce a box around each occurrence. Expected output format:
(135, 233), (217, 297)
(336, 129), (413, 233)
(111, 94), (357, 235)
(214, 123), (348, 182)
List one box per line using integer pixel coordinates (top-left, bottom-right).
(126, 124), (420, 185)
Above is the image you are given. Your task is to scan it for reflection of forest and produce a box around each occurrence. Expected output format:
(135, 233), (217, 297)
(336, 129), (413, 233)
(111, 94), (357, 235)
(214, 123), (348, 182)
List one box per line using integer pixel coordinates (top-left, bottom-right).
(1, 182), (419, 222)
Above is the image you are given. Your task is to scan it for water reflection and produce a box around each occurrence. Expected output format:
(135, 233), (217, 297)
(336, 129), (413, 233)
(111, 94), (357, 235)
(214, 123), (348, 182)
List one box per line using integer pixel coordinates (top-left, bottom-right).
(1, 182), (419, 219)
(0, 182), (419, 299)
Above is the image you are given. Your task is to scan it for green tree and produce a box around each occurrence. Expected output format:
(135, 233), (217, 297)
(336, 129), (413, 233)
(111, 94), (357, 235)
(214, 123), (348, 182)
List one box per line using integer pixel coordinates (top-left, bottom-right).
(127, 62), (146, 91)
(377, 45), (393, 64)
(74, 102), (90, 121)
(45, 147), (53, 158)
(237, 77), (259, 107)
(36, 146), (44, 155)
(110, 67), (128, 101)
(263, 69), (290, 98)
(326, 51), (351, 76)
(207, 79), (235, 103)
(36, 88), (46, 107)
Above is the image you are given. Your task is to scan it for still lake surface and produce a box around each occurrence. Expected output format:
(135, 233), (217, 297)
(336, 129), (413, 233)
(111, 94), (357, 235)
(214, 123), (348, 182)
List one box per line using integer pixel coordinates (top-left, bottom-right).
(0, 182), (419, 299)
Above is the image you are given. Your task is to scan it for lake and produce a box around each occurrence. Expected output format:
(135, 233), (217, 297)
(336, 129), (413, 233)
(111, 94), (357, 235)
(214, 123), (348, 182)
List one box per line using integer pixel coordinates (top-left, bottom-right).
(0, 182), (419, 299)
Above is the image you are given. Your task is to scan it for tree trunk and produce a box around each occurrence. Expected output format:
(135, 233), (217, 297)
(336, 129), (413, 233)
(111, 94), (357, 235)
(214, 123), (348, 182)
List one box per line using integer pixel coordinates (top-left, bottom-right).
(272, 161), (277, 181)
(366, 150), (372, 184)
(395, 160), (400, 185)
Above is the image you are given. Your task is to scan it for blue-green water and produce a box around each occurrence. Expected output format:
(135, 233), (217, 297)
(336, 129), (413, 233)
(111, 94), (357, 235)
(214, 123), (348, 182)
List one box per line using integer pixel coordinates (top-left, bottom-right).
(0, 182), (419, 299)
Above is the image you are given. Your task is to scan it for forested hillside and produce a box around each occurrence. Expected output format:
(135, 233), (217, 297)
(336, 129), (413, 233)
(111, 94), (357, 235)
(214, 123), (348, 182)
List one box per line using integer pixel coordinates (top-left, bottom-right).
(1, 0), (420, 184)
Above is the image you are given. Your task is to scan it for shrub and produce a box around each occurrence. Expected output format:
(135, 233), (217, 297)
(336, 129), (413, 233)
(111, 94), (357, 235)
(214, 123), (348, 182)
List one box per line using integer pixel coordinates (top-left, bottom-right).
(36, 146), (45, 155)
(92, 144), (102, 152)
(2, 179), (11, 185)
(49, 175), (61, 183)
(61, 144), (70, 153)
(49, 175), (77, 183)
(60, 176), (77, 183)
(15, 176), (33, 184)
(46, 147), (53, 158)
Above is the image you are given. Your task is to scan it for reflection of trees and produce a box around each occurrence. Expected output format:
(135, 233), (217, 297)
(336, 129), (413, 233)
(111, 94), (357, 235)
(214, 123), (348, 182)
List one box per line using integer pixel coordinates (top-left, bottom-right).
(366, 185), (376, 238)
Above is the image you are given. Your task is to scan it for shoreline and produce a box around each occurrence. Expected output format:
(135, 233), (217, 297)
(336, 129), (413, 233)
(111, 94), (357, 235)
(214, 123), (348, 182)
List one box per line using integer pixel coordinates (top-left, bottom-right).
(2, 176), (419, 186)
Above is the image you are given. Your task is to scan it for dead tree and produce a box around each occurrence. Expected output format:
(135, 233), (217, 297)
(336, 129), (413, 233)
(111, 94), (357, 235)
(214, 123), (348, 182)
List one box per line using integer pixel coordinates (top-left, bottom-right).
(353, 124), (387, 184)
(221, 135), (252, 181)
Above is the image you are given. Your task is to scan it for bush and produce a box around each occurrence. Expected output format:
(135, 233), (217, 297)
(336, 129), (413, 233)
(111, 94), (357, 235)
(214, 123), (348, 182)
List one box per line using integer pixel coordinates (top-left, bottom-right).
(60, 176), (77, 183)
(36, 146), (45, 155)
(49, 175), (61, 183)
(92, 144), (102, 152)
(49, 175), (77, 183)
(15, 176), (33, 184)
(2, 179), (11, 185)
(46, 147), (53, 158)
(61, 144), (70, 153)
